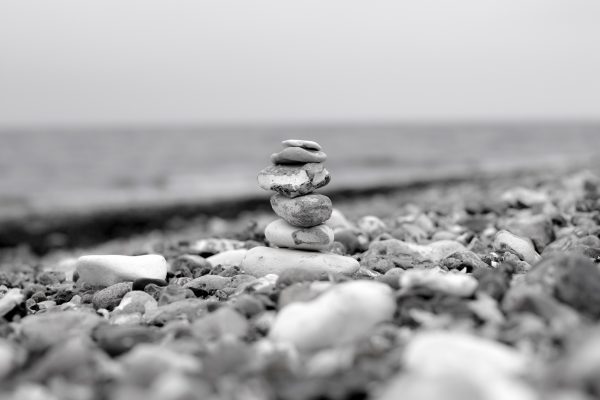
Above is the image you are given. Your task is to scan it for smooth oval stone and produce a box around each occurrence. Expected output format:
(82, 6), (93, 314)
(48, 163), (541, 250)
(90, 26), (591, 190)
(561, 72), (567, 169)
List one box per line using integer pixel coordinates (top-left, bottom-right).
(269, 280), (395, 351)
(270, 193), (332, 227)
(76, 255), (168, 287)
(240, 246), (359, 277)
(493, 230), (541, 265)
(399, 267), (478, 297)
(282, 139), (322, 151)
(265, 219), (334, 251)
(271, 147), (327, 165)
(92, 282), (132, 310)
(257, 163), (330, 198)
(114, 291), (158, 314)
(206, 249), (248, 268)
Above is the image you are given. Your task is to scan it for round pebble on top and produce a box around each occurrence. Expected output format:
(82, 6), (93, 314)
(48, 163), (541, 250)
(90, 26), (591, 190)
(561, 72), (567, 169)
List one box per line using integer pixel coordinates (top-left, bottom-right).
(271, 147), (327, 165)
(282, 139), (322, 151)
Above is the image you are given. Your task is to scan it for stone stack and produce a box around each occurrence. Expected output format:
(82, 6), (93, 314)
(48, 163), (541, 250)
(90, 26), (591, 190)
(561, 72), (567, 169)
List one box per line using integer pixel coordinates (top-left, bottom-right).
(240, 139), (360, 277)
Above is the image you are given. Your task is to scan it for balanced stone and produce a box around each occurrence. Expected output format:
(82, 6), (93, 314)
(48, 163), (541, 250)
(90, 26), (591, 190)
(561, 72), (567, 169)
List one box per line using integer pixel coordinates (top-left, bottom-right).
(240, 246), (359, 277)
(258, 162), (330, 198)
(265, 219), (334, 251)
(282, 139), (322, 151)
(271, 193), (332, 227)
(76, 255), (168, 287)
(271, 147), (327, 165)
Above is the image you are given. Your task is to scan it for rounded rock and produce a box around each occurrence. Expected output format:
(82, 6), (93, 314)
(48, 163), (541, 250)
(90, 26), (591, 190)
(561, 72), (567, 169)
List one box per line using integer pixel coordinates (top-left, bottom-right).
(282, 139), (322, 151)
(92, 282), (133, 310)
(265, 219), (334, 251)
(76, 254), (168, 287)
(271, 147), (327, 165)
(257, 163), (330, 198)
(270, 193), (332, 227)
(241, 246), (360, 277)
(269, 280), (396, 351)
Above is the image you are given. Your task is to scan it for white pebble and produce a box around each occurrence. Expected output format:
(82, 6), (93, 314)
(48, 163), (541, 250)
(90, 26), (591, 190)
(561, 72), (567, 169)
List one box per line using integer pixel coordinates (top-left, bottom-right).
(76, 255), (167, 287)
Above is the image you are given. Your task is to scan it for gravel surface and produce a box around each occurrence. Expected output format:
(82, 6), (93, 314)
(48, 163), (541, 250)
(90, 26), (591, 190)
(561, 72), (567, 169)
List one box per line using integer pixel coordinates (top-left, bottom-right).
(1, 168), (600, 400)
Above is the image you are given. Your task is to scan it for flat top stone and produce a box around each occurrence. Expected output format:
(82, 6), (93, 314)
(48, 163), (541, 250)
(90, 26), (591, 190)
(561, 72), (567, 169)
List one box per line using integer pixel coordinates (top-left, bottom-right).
(271, 147), (327, 165)
(281, 139), (322, 151)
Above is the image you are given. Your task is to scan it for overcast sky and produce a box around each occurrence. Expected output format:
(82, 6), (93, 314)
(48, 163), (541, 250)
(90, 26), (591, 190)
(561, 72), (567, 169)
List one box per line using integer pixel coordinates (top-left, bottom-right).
(0, 0), (599, 126)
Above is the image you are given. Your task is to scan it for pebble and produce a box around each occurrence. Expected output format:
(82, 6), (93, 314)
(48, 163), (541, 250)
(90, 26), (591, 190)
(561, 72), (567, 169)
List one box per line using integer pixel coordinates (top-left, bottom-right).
(119, 344), (201, 386)
(269, 280), (395, 351)
(400, 267), (479, 297)
(191, 307), (248, 340)
(144, 298), (209, 325)
(170, 254), (212, 277)
(0, 288), (24, 317)
(362, 239), (468, 269)
(257, 163), (330, 198)
(157, 285), (194, 306)
(358, 216), (388, 239)
(93, 324), (158, 356)
(333, 229), (360, 254)
(493, 230), (541, 265)
(501, 187), (550, 207)
(271, 147), (327, 165)
(18, 310), (104, 351)
(206, 249), (248, 268)
(92, 282), (132, 310)
(0, 339), (25, 379)
(282, 139), (322, 151)
(241, 246), (360, 277)
(276, 267), (328, 286)
(441, 251), (490, 272)
(183, 275), (231, 296)
(501, 214), (555, 251)
(113, 291), (158, 314)
(270, 193), (332, 227)
(265, 219), (334, 251)
(76, 255), (168, 287)
(131, 278), (167, 291)
(190, 238), (246, 255)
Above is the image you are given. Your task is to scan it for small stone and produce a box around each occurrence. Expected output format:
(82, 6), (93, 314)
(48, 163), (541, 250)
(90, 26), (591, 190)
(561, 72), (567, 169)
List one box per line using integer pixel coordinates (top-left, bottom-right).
(36, 271), (66, 285)
(19, 310), (103, 351)
(403, 330), (527, 377)
(282, 139), (322, 151)
(0, 288), (24, 317)
(362, 239), (467, 270)
(271, 147), (327, 165)
(269, 280), (395, 351)
(441, 251), (490, 272)
(334, 229), (360, 254)
(131, 278), (167, 291)
(501, 187), (549, 207)
(76, 255), (167, 287)
(549, 255), (600, 318)
(93, 324), (158, 356)
(399, 267), (478, 297)
(170, 254), (212, 277)
(230, 294), (265, 318)
(276, 268), (328, 286)
(158, 284), (194, 306)
(270, 193), (332, 227)
(257, 163), (330, 198)
(265, 219), (334, 251)
(184, 275), (231, 297)
(493, 230), (541, 265)
(190, 238), (246, 255)
(119, 344), (201, 386)
(501, 214), (555, 252)
(241, 246), (359, 277)
(113, 291), (158, 314)
(92, 282), (132, 310)
(206, 249), (248, 268)
(358, 216), (387, 239)
(191, 307), (248, 340)
(144, 298), (209, 325)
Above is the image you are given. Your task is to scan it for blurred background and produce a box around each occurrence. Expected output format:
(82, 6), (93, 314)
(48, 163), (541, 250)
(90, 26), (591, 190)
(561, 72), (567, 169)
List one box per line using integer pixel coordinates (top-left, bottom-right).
(0, 1), (599, 248)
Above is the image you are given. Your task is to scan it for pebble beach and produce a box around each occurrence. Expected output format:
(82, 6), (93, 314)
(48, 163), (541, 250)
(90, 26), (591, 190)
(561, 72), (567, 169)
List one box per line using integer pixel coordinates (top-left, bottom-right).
(1, 136), (600, 400)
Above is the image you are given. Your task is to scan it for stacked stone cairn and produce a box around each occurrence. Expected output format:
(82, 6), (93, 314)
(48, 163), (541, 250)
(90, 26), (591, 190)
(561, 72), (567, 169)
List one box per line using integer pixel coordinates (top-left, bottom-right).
(240, 139), (359, 277)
